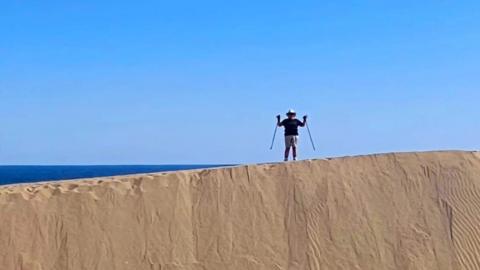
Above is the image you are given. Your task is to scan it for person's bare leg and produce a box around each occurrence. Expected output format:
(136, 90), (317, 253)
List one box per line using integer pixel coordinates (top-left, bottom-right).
(284, 147), (290, 161)
(292, 146), (297, 160)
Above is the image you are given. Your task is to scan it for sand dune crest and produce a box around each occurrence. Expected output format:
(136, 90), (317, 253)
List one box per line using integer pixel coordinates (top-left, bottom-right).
(1, 151), (480, 270)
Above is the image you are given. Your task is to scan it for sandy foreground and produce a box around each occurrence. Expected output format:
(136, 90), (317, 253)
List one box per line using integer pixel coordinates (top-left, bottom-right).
(1, 151), (480, 270)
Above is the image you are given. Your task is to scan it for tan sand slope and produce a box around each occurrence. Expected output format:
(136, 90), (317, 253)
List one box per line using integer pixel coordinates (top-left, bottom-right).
(1, 151), (480, 270)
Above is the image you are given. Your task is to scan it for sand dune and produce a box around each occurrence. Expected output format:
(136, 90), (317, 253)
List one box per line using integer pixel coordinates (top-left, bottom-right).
(1, 151), (480, 270)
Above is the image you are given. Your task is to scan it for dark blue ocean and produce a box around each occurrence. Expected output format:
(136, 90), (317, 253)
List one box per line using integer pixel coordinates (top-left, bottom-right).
(0, 165), (229, 186)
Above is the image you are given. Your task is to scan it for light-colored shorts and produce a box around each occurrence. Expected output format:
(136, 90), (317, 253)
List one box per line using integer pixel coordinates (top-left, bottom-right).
(285, 135), (298, 148)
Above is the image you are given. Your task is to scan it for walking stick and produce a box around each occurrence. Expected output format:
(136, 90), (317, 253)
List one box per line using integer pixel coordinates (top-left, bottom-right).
(306, 122), (316, 151)
(269, 124), (278, 150)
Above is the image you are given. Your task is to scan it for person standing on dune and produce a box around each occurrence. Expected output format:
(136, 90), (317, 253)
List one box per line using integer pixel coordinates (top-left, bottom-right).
(277, 109), (307, 161)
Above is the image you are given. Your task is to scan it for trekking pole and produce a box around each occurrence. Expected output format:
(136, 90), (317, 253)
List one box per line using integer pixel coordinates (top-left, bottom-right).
(306, 122), (316, 151)
(269, 124), (278, 150)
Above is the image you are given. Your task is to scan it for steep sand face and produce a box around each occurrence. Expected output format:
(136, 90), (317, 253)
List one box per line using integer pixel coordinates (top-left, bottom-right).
(1, 151), (480, 270)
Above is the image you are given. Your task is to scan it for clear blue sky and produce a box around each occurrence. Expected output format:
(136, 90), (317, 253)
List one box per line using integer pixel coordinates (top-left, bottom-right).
(1, 1), (479, 165)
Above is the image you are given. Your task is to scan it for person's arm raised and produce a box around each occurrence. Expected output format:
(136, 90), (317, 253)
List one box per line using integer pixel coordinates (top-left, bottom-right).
(301, 115), (308, 127)
(277, 115), (282, 126)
